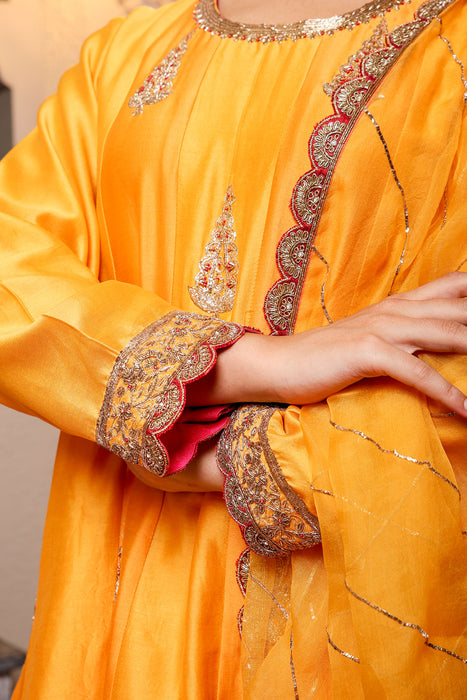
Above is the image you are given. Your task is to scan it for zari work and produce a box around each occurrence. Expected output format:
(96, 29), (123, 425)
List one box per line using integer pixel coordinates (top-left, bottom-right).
(128, 31), (194, 115)
(194, 0), (410, 42)
(218, 405), (321, 557)
(189, 185), (239, 314)
(264, 0), (454, 334)
(3, 0), (466, 696)
(96, 312), (243, 475)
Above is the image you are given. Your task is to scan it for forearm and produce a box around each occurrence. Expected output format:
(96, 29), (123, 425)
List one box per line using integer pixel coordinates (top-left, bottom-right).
(188, 273), (467, 418)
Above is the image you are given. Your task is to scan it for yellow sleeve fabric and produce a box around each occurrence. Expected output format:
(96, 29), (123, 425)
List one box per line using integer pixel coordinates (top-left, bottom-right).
(218, 403), (322, 556)
(0, 17), (243, 477)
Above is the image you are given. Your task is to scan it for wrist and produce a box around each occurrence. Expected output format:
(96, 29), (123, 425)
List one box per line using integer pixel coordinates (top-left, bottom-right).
(187, 331), (280, 406)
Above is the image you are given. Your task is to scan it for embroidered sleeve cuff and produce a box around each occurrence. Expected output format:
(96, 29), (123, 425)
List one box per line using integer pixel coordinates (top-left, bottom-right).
(96, 311), (244, 477)
(217, 404), (321, 557)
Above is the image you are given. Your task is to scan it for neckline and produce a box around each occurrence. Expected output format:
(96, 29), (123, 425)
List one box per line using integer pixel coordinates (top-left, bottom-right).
(194, 0), (410, 42)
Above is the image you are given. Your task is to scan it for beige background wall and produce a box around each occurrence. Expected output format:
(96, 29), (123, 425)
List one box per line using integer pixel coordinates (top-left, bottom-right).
(0, 0), (170, 651)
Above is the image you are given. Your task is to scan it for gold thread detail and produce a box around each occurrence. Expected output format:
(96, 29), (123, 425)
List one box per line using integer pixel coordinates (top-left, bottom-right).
(218, 405), (321, 556)
(96, 312), (243, 476)
(364, 108), (410, 294)
(113, 546), (123, 601)
(330, 420), (460, 494)
(189, 186), (239, 314)
(327, 630), (361, 663)
(310, 481), (426, 538)
(311, 243), (333, 324)
(264, 0), (456, 335)
(345, 579), (467, 663)
(248, 569), (290, 619)
(194, 0), (410, 43)
(436, 17), (467, 105)
(129, 31), (194, 115)
(290, 627), (300, 699)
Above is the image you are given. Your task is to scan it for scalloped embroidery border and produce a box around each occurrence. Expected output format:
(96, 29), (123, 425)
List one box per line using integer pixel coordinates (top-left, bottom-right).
(263, 0), (455, 335)
(96, 311), (243, 476)
(218, 404), (321, 557)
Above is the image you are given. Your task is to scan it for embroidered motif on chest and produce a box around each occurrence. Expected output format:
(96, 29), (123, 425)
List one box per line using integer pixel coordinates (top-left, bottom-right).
(129, 30), (194, 115)
(189, 186), (239, 314)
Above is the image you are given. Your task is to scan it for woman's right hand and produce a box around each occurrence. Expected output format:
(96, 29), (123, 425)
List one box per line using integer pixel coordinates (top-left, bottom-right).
(191, 271), (467, 417)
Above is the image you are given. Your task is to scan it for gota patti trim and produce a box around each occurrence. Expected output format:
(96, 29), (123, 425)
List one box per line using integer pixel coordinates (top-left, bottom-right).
(96, 311), (243, 476)
(129, 31), (194, 115)
(218, 405), (321, 557)
(264, 0), (456, 335)
(189, 185), (239, 314)
(194, 0), (409, 43)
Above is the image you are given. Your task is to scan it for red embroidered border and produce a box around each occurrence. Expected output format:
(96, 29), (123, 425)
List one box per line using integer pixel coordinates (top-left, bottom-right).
(263, 0), (454, 335)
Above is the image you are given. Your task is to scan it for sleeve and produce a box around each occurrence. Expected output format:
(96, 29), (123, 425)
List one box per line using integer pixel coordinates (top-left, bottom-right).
(0, 19), (244, 479)
(217, 403), (322, 557)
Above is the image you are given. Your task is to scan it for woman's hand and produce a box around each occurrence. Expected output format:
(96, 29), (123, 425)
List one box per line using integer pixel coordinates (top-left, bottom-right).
(126, 437), (223, 492)
(191, 271), (467, 417)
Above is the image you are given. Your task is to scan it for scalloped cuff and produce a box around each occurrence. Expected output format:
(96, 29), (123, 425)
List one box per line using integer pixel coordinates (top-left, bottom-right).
(217, 404), (321, 557)
(96, 311), (244, 476)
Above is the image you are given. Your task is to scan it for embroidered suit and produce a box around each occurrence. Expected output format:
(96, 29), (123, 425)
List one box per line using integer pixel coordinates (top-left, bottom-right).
(1, 0), (465, 697)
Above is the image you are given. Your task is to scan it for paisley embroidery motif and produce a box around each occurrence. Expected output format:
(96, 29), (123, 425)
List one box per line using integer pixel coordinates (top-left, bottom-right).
(189, 186), (239, 314)
(96, 312), (243, 476)
(129, 31), (194, 115)
(264, 0), (455, 335)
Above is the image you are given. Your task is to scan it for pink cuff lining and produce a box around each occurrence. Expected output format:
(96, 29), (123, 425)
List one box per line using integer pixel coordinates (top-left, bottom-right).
(160, 405), (233, 475)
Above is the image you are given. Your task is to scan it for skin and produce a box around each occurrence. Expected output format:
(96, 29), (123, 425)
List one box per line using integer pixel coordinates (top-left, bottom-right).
(217, 0), (380, 24)
(136, 2), (467, 493)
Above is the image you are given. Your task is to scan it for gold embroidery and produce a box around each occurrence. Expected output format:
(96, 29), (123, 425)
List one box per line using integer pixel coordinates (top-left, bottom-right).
(290, 628), (300, 700)
(114, 546), (123, 601)
(322, 20), (389, 97)
(345, 579), (467, 663)
(364, 109), (409, 294)
(189, 186), (239, 314)
(96, 312), (243, 476)
(436, 17), (467, 105)
(327, 630), (361, 663)
(194, 0), (410, 43)
(248, 567), (290, 619)
(236, 548), (250, 596)
(237, 605), (245, 637)
(129, 31), (194, 115)
(311, 243), (333, 323)
(264, 0), (456, 335)
(330, 420), (460, 493)
(218, 405), (321, 557)
(236, 548), (250, 637)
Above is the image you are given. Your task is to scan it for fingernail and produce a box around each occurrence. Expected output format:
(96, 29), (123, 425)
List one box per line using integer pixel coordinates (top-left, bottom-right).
(464, 399), (467, 412)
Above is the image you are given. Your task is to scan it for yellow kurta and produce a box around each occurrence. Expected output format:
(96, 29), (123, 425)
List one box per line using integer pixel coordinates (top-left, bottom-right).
(0, 0), (465, 697)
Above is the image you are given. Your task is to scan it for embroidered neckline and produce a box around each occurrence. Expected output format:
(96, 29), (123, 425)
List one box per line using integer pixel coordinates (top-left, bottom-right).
(194, 0), (410, 43)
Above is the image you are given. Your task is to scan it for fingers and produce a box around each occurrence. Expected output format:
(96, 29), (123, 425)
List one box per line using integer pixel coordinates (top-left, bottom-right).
(364, 340), (467, 417)
(373, 297), (467, 324)
(396, 271), (467, 301)
(361, 313), (467, 354)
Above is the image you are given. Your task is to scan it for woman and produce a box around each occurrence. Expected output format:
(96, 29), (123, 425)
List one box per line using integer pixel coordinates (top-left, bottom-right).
(1, 0), (466, 696)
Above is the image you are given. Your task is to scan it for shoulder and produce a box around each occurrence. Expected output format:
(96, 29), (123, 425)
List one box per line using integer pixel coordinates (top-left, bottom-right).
(83, 0), (197, 85)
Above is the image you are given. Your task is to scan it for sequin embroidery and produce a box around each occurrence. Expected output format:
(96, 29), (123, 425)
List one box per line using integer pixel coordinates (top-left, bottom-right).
(189, 186), (239, 314)
(96, 312), (243, 476)
(264, 0), (455, 334)
(218, 405), (321, 557)
(129, 31), (194, 115)
(194, 0), (410, 43)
